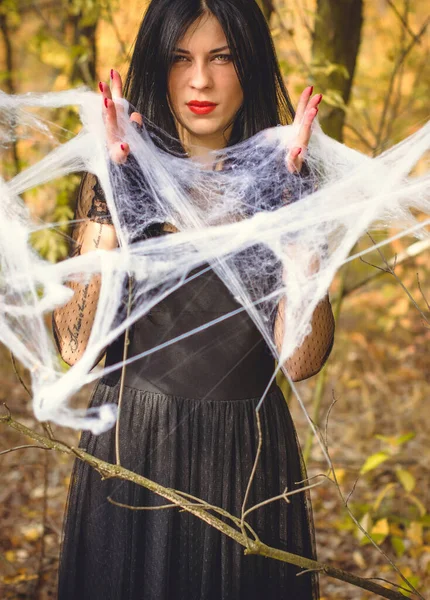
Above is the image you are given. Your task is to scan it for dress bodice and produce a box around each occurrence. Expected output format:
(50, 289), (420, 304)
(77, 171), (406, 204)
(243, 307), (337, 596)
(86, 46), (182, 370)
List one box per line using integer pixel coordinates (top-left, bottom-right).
(103, 264), (276, 400)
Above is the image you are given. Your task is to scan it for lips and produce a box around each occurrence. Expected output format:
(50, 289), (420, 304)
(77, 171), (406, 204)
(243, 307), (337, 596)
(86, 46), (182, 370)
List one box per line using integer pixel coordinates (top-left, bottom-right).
(187, 101), (217, 115)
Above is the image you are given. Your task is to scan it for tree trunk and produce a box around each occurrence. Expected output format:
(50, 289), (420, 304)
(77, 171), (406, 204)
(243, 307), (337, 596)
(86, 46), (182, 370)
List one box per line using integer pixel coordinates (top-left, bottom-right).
(0, 9), (20, 173)
(311, 0), (363, 141)
(67, 1), (98, 86)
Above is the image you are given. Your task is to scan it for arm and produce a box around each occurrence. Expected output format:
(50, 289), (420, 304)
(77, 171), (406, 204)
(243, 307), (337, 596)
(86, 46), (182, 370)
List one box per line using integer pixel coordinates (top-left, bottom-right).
(274, 86), (335, 380)
(53, 69), (143, 366)
(52, 173), (118, 366)
(274, 292), (335, 382)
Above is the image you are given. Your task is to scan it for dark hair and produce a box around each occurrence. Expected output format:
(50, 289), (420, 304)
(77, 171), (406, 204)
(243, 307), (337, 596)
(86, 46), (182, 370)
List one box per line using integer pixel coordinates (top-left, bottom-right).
(124, 0), (295, 152)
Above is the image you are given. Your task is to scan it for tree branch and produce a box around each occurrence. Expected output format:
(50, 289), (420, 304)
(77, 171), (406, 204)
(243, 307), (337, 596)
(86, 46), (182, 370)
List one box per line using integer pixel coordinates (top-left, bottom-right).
(0, 410), (417, 600)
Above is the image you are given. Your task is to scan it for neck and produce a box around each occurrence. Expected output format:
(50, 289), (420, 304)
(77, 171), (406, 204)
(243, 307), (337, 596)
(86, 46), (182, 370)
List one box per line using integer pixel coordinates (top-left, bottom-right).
(178, 124), (233, 167)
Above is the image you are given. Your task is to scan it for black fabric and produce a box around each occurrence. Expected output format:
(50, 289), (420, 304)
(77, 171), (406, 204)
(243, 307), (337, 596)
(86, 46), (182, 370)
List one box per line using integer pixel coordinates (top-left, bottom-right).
(58, 261), (319, 599)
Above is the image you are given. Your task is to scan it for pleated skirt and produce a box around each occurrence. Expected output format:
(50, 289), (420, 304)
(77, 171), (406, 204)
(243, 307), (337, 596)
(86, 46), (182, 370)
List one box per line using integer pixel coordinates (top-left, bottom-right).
(58, 380), (319, 599)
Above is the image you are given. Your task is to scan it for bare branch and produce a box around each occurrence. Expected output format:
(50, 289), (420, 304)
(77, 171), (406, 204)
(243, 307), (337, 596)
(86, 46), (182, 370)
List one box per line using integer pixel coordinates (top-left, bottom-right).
(417, 272), (430, 311)
(240, 409), (263, 540)
(0, 411), (415, 599)
(242, 479), (324, 520)
(116, 275), (133, 465)
(0, 444), (50, 456)
(374, 16), (430, 153)
(107, 497), (206, 511)
(273, 6), (311, 74)
(103, 1), (129, 60)
(386, 0), (424, 43)
(33, 450), (49, 596)
(366, 233), (430, 325)
(10, 352), (31, 397)
(343, 123), (375, 152)
(333, 239), (430, 300)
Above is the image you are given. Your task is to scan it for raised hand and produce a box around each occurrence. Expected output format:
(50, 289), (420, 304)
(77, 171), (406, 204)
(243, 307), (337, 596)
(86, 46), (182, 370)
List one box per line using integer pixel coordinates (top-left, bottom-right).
(99, 69), (143, 164)
(286, 86), (322, 174)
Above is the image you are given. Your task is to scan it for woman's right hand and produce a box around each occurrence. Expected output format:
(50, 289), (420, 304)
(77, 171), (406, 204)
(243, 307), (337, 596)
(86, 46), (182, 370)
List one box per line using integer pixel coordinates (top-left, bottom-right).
(99, 69), (143, 164)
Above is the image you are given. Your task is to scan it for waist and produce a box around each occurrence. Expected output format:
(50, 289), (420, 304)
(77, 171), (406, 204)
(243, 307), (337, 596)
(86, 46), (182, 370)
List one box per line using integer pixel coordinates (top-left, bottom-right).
(104, 312), (277, 400)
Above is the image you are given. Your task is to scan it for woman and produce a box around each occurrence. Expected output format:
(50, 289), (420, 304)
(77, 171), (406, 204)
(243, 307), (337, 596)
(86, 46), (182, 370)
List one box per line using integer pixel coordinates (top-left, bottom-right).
(53, 1), (335, 598)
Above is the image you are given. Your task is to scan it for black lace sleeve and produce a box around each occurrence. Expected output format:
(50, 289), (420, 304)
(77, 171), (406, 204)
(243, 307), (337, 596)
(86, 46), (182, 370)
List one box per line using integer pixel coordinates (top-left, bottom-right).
(85, 175), (113, 225)
(52, 172), (118, 366)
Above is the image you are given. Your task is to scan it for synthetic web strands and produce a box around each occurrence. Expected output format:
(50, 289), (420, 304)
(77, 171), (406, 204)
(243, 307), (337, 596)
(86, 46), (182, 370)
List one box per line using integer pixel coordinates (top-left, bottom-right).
(0, 88), (429, 433)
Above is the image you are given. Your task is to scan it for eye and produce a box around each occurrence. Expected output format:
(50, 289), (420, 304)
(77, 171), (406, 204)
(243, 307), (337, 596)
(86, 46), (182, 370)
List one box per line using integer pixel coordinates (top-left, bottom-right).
(172, 54), (189, 63)
(213, 54), (232, 63)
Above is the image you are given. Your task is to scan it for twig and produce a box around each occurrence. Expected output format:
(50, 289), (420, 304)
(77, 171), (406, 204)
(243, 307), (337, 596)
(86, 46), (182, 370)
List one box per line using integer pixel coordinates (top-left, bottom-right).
(386, 0), (423, 43)
(242, 480), (324, 520)
(33, 449), (49, 597)
(107, 496), (207, 511)
(10, 351), (55, 440)
(10, 352), (31, 397)
(115, 275), (133, 465)
(374, 15), (429, 153)
(417, 272), (430, 311)
(303, 264), (347, 464)
(324, 390), (338, 449)
(0, 444), (50, 456)
(335, 239), (430, 300)
(103, 2), (129, 61)
(362, 106), (379, 140)
(240, 410), (263, 542)
(296, 0), (313, 37)
(364, 233), (430, 326)
(273, 6), (311, 74)
(397, 49), (429, 121)
(174, 489), (260, 541)
(383, 0), (408, 145)
(0, 411), (413, 599)
(343, 123), (375, 152)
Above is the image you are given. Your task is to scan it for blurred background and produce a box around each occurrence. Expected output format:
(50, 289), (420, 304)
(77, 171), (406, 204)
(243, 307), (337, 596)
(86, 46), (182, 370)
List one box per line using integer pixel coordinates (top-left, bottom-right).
(0, 0), (429, 598)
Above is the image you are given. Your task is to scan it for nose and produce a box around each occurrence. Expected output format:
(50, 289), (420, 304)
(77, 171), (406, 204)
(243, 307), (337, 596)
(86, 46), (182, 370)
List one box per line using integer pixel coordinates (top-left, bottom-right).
(189, 60), (212, 90)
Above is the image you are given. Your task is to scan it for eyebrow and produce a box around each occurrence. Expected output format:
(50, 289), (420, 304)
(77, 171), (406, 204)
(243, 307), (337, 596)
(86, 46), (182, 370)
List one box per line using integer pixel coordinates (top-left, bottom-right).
(174, 45), (230, 54)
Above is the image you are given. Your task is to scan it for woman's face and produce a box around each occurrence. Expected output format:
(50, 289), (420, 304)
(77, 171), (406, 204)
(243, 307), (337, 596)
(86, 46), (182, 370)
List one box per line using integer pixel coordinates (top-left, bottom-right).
(167, 13), (244, 156)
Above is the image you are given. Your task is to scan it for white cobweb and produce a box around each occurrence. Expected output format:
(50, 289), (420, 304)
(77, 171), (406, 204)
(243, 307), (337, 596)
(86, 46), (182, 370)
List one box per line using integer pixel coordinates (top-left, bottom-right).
(0, 88), (429, 434)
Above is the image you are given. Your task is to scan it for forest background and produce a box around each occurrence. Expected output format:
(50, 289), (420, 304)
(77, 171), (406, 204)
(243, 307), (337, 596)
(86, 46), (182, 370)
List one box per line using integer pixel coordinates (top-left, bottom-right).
(0, 0), (429, 598)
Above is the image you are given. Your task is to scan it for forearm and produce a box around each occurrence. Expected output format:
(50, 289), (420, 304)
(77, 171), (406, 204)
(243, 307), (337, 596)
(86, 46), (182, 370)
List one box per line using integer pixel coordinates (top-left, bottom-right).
(274, 293), (335, 382)
(53, 222), (118, 366)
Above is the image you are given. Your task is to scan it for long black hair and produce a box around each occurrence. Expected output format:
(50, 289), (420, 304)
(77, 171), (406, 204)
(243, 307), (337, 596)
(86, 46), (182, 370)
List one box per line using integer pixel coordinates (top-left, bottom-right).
(123, 0), (295, 152)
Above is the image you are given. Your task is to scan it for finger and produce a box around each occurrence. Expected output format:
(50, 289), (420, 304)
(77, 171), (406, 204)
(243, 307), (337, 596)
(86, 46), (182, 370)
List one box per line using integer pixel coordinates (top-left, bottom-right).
(294, 91), (322, 133)
(107, 141), (130, 165)
(286, 147), (303, 174)
(110, 69), (123, 100)
(130, 112), (143, 128)
(294, 86), (313, 125)
(104, 97), (121, 148)
(99, 81), (112, 101)
(308, 93), (322, 110)
(296, 106), (318, 149)
(109, 70), (125, 124)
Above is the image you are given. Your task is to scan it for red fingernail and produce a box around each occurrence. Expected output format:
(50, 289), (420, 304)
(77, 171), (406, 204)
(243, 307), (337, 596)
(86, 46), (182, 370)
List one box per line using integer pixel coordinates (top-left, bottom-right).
(104, 97), (109, 109)
(317, 94), (323, 104)
(110, 69), (114, 79)
(121, 144), (125, 152)
(297, 148), (302, 155)
(309, 86), (314, 94)
(98, 82), (103, 93)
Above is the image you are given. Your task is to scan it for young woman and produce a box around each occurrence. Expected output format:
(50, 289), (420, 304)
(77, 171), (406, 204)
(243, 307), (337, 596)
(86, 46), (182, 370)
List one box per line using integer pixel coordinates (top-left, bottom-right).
(53, 1), (335, 598)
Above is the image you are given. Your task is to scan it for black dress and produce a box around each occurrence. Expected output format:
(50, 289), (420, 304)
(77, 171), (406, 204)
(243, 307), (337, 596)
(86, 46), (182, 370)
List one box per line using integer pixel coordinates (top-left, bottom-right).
(57, 259), (320, 599)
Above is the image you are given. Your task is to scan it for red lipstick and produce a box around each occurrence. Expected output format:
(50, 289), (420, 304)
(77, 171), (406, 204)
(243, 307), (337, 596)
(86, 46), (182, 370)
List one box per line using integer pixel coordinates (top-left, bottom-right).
(187, 101), (217, 115)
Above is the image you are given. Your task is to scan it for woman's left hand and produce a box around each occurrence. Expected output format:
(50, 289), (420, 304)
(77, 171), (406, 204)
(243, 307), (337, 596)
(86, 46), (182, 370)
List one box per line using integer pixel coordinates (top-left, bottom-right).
(286, 86), (322, 174)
